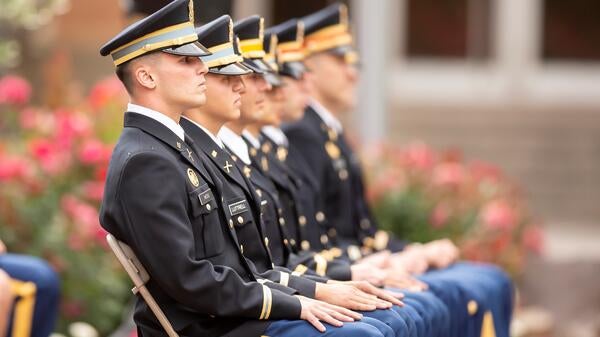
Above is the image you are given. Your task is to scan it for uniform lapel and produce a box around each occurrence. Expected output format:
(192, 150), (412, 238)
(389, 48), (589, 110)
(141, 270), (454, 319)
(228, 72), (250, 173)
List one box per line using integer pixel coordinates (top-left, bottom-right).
(180, 118), (252, 196)
(124, 112), (214, 186)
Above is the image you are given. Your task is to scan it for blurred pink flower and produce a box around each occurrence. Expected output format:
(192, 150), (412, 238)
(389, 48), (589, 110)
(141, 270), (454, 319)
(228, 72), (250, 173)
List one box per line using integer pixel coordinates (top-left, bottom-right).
(19, 108), (39, 130)
(79, 139), (110, 165)
(430, 203), (450, 229)
(432, 162), (466, 187)
(28, 138), (72, 175)
(480, 200), (518, 231)
(0, 155), (29, 181)
(61, 195), (102, 244)
(82, 180), (105, 201)
(469, 160), (502, 182)
(88, 76), (127, 110)
(54, 110), (92, 149)
(523, 225), (544, 255)
(401, 142), (435, 171)
(0, 75), (31, 105)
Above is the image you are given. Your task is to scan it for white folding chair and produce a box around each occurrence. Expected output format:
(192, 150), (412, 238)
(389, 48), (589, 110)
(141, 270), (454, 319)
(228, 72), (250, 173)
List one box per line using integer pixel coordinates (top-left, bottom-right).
(106, 234), (179, 337)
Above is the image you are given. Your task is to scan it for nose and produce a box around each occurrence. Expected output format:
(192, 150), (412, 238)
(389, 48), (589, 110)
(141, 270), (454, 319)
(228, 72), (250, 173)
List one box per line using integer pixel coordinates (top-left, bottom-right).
(197, 58), (208, 75)
(259, 76), (272, 92)
(233, 76), (246, 94)
(346, 63), (358, 82)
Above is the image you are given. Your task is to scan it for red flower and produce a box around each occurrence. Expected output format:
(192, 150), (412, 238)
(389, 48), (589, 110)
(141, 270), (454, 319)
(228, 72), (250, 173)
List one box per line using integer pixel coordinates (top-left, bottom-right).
(432, 162), (466, 187)
(0, 75), (31, 105)
(480, 200), (518, 231)
(401, 142), (435, 171)
(88, 76), (127, 110)
(54, 110), (92, 149)
(0, 155), (29, 181)
(28, 138), (72, 175)
(82, 180), (105, 201)
(523, 225), (544, 255)
(79, 139), (110, 165)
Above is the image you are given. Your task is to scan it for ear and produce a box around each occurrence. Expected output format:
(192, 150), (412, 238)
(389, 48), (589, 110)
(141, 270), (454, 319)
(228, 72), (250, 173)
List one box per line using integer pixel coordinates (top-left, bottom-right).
(133, 64), (157, 90)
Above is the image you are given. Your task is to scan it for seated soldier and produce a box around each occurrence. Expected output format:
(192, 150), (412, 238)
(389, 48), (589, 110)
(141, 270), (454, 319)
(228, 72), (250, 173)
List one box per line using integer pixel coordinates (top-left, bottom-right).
(0, 239), (60, 337)
(98, 2), (391, 337)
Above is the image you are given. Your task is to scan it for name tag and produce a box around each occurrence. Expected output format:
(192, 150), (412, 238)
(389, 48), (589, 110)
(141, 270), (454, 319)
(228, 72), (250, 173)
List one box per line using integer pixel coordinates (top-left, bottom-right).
(228, 200), (249, 216)
(198, 189), (213, 205)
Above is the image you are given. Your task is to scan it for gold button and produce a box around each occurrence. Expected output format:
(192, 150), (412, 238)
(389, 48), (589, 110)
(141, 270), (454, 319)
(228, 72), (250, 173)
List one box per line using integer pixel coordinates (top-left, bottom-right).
(320, 235), (329, 245)
(468, 300), (478, 315)
(240, 244), (244, 253)
(255, 189), (262, 197)
(316, 212), (325, 222)
(301, 240), (310, 250)
(211, 150), (218, 158)
(298, 216), (307, 226)
(206, 204), (211, 211)
(279, 217), (285, 225)
(328, 228), (337, 237)
(283, 239), (289, 245)
(228, 219), (234, 229)
(264, 237), (269, 246)
(290, 239), (296, 246)
(237, 216), (244, 224)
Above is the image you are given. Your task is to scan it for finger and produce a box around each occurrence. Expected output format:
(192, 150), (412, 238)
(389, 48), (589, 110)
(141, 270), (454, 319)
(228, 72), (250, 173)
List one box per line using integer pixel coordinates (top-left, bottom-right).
(314, 309), (344, 327)
(326, 308), (356, 322)
(348, 300), (377, 311)
(375, 300), (393, 309)
(369, 286), (404, 305)
(326, 304), (363, 320)
(307, 313), (327, 332)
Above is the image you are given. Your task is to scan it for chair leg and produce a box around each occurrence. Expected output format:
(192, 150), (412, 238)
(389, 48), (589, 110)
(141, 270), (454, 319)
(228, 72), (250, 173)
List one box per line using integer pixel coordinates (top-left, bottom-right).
(9, 280), (36, 337)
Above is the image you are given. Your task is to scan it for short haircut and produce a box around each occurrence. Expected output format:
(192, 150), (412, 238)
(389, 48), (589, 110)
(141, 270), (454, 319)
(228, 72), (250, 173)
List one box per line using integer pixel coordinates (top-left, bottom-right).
(114, 51), (160, 95)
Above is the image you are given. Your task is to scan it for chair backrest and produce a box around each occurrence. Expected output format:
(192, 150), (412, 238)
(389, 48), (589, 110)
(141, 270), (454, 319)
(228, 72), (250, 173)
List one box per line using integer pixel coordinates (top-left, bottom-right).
(106, 234), (179, 337)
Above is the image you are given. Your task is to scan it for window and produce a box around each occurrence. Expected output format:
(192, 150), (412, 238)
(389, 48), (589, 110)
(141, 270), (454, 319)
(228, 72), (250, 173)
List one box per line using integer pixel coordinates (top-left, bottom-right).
(406, 0), (493, 61)
(272, 0), (350, 25)
(542, 0), (600, 62)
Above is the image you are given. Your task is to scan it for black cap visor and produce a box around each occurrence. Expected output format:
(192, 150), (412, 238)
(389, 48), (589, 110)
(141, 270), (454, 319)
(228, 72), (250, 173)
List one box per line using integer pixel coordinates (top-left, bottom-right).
(163, 41), (212, 57)
(209, 62), (252, 76)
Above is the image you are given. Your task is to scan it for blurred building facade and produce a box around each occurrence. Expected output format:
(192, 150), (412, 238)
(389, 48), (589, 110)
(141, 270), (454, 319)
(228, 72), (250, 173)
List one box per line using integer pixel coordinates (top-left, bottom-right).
(25, 0), (600, 227)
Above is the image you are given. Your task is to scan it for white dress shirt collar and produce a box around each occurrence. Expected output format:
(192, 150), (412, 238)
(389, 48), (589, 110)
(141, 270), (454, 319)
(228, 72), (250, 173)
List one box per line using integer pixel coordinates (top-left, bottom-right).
(309, 99), (343, 133)
(127, 103), (185, 140)
(180, 116), (224, 148)
(261, 125), (288, 146)
(242, 130), (261, 149)
(218, 126), (251, 164)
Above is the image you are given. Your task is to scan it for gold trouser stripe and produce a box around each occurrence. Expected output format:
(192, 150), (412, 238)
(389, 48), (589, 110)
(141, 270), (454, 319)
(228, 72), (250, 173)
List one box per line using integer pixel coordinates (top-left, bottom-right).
(292, 264), (308, 276)
(480, 311), (497, 337)
(314, 254), (328, 276)
(279, 272), (290, 287)
(9, 280), (37, 337)
(259, 285), (272, 320)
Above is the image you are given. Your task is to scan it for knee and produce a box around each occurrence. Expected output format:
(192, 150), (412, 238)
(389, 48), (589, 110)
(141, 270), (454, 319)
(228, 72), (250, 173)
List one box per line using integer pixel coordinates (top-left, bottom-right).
(344, 322), (386, 337)
(21, 257), (60, 295)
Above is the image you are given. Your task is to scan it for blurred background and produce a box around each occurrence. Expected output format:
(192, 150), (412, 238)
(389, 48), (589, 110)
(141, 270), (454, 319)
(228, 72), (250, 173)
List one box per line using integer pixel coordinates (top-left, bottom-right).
(0, 0), (598, 336)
